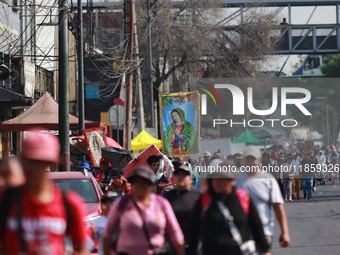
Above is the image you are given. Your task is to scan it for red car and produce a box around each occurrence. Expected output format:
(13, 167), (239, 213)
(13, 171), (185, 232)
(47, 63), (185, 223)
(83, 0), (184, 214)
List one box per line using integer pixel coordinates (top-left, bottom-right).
(49, 171), (103, 223)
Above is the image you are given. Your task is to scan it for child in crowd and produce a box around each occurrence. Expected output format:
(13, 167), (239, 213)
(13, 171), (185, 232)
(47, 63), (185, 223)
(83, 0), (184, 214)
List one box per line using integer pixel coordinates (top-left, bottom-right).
(90, 192), (118, 254)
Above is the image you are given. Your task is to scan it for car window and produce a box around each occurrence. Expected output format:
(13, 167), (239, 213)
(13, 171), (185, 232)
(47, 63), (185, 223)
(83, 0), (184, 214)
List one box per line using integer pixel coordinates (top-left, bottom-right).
(53, 178), (99, 203)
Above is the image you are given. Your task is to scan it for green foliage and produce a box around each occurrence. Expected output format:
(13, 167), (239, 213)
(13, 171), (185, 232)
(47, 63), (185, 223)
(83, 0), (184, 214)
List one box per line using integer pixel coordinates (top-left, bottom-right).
(290, 55), (306, 71)
(320, 55), (340, 77)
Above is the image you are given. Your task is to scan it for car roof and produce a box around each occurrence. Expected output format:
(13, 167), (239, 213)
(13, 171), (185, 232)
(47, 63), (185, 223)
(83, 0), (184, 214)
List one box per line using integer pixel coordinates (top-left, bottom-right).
(49, 171), (92, 180)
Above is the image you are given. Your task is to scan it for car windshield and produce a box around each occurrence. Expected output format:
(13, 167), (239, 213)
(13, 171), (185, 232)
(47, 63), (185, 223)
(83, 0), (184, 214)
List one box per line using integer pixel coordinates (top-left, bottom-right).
(53, 178), (99, 203)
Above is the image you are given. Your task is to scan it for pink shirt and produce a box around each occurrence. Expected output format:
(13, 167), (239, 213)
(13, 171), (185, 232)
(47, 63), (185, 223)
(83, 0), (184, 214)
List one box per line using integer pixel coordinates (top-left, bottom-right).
(104, 194), (184, 255)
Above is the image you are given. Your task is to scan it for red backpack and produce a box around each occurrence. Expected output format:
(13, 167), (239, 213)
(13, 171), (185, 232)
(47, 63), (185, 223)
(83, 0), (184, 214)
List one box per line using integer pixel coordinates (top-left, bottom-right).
(201, 188), (250, 215)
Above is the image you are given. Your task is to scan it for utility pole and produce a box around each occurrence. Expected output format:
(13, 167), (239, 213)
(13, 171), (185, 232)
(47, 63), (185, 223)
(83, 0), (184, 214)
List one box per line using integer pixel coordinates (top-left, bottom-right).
(147, 0), (155, 128)
(133, 2), (145, 132)
(87, 0), (93, 50)
(123, 0), (134, 150)
(59, 0), (70, 171)
(77, 0), (85, 133)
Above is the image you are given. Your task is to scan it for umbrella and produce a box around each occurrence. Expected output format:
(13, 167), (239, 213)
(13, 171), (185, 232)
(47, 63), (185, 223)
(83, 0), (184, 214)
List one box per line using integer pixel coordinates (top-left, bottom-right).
(232, 129), (264, 145)
(251, 127), (282, 139)
(101, 147), (134, 170)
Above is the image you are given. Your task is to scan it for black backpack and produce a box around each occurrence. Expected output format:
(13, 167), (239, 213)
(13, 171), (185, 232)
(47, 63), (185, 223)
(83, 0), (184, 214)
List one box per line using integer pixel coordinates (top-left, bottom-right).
(0, 187), (72, 252)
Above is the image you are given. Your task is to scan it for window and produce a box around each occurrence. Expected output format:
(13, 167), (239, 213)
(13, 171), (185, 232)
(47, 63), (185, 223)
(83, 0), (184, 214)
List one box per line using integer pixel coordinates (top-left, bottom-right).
(53, 178), (99, 203)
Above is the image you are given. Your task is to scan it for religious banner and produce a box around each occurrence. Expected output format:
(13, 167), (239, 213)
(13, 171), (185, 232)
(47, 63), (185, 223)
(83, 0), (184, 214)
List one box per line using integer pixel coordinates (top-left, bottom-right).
(159, 91), (200, 157)
(83, 127), (107, 167)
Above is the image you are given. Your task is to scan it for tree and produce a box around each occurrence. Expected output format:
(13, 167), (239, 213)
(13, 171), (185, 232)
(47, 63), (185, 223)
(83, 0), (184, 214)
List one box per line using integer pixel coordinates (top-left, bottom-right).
(290, 55), (305, 71)
(319, 55), (340, 145)
(135, 0), (278, 126)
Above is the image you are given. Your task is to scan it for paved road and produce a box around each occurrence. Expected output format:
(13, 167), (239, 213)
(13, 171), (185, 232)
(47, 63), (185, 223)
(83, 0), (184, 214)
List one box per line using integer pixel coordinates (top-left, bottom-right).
(272, 180), (340, 255)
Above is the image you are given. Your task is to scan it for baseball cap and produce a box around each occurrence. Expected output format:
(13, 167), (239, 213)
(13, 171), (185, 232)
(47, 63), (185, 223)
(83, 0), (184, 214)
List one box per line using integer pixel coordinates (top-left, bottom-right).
(174, 164), (192, 177)
(233, 153), (242, 159)
(111, 168), (124, 178)
(304, 151), (312, 155)
(128, 166), (153, 185)
(204, 151), (212, 157)
(243, 146), (262, 159)
(21, 130), (60, 163)
(79, 162), (91, 171)
(286, 154), (293, 159)
(100, 157), (109, 164)
(210, 162), (236, 179)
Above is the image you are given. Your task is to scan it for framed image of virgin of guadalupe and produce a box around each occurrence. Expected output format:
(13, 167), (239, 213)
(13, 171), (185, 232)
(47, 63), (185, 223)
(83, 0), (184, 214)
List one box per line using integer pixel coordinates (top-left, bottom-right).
(83, 127), (107, 167)
(159, 91), (200, 157)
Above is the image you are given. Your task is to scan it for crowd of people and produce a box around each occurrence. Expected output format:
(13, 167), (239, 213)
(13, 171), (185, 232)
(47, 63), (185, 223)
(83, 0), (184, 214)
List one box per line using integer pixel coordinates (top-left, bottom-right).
(2, 129), (338, 255)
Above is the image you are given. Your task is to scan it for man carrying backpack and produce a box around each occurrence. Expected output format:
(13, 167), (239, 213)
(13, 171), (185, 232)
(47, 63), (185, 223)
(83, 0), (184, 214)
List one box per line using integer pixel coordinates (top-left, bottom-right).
(147, 155), (174, 194)
(163, 163), (201, 253)
(0, 130), (87, 255)
(188, 161), (271, 255)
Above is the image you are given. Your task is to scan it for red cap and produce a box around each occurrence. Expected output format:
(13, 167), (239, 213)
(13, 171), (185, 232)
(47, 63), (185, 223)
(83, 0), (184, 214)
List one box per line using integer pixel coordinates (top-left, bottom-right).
(21, 130), (60, 163)
(100, 157), (111, 167)
(304, 151), (312, 155)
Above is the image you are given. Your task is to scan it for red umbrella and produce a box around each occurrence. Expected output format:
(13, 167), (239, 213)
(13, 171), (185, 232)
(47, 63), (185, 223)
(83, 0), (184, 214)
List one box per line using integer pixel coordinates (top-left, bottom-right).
(71, 135), (123, 149)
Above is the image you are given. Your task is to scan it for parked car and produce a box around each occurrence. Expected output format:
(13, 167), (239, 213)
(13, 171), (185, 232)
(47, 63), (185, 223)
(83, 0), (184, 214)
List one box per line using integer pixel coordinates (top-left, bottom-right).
(49, 171), (103, 222)
(49, 171), (103, 254)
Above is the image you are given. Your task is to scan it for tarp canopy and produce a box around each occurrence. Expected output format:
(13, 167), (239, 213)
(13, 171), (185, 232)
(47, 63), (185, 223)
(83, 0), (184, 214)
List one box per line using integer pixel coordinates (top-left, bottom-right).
(232, 129), (264, 145)
(131, 130), (162, 151)
(0, 92), (102, 132)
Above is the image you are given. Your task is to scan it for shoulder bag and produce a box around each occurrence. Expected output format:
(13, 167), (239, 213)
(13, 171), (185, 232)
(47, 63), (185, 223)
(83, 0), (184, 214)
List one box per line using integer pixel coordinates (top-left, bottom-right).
(216, 201), (257, 255)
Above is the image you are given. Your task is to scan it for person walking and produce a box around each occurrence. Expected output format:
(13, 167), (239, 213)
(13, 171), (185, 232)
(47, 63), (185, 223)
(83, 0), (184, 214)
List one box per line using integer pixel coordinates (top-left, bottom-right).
(106, 168), (131, 196)
(282, 154), (294, 202)
(291, 150), (301, 200)
(163, 164), (201, 253)
(300, 151), (316, 201)
(237, 146), (290, 250)
(188, 162), (271, 255)
(0, 130), (87, 255)
(103, 166), (184, 255)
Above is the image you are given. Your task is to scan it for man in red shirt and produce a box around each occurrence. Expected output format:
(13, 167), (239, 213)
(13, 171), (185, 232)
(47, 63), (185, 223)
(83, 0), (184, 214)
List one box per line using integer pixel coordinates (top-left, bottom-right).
(95, 157), (113, 192)
(0, 130), (87, 255)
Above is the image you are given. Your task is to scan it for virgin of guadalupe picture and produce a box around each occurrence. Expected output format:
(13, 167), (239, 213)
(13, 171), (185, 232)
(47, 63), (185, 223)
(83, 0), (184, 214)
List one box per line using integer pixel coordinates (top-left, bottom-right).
(160, 92), (200, 157)
(84, 128), (107, 167)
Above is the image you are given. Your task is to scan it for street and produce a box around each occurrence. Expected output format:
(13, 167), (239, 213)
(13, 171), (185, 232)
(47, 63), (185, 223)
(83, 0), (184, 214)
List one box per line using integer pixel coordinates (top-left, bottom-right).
(272, 181), (340, 255)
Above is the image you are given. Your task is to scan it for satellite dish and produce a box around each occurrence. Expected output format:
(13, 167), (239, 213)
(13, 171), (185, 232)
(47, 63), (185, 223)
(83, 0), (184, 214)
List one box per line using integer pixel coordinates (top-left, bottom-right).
(0, 64), (9, 80)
